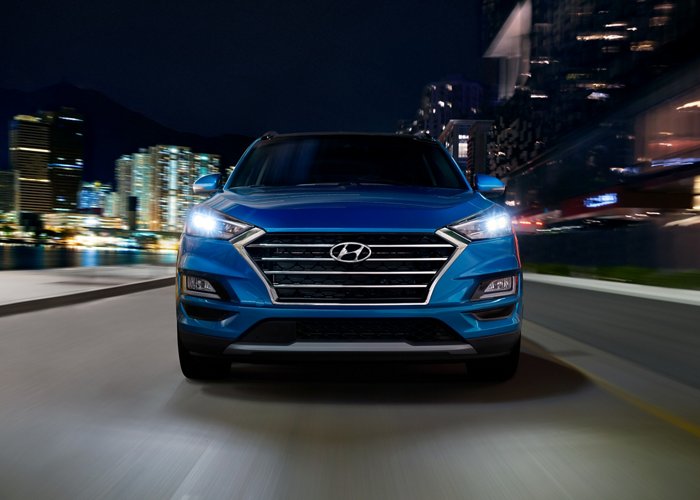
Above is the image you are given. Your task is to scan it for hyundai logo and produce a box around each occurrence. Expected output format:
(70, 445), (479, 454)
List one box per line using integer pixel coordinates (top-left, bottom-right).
(329, 242), (372, 263)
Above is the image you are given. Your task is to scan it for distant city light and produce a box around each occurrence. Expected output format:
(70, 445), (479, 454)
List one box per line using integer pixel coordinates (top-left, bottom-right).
(650, 158), (700, 168)
(18, 177), (50, 183)
(584, 193), (618, 208)
(654, 3), (674, 11)
(631, 41), (656, 52)
(676, 100), (700, 111)
(10, 146), (51, 153)
(576, 33), (626, 41)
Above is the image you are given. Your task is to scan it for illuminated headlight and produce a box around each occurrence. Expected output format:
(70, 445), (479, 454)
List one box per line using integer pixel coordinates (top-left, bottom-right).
(472, 275), (518, 300)
(185, 209), (252, 240)
(448, 205), (512, 241)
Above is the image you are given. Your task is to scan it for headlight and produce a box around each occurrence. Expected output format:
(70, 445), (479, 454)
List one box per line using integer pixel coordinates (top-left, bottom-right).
(185, 209), (252, 240)
(448, 205), (512, 241)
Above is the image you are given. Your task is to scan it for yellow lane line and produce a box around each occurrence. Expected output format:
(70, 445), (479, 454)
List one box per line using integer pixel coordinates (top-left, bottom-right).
(522, 338), (700, 440)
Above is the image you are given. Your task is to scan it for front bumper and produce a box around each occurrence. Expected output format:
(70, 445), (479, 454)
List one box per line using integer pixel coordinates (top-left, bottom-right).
(176, 231), (522, 361)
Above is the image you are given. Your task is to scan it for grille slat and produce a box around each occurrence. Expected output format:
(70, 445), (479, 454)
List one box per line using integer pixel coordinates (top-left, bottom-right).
(245, 232), (456, 304)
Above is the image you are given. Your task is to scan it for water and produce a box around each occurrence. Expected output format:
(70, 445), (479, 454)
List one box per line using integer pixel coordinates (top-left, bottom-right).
(0, 245), (177, 271)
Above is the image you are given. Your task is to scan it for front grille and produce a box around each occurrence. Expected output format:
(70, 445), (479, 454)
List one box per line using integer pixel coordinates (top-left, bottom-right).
(238, 318), (464, 344)
(244, 232), (456, 304)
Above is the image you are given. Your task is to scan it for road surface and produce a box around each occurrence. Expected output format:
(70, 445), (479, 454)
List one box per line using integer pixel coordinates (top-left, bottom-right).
(0, 284), (699, 499)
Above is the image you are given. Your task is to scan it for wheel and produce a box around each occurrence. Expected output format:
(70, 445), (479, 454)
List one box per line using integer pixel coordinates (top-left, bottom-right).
(178, 335), (231, 380)
(466, 339), (520, 382)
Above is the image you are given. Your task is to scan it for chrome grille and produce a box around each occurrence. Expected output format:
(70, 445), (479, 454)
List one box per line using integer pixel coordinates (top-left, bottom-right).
(244, 233), (456, 304)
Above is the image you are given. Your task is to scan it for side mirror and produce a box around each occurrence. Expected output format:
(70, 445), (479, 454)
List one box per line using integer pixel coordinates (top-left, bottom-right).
(193, 173), (222, 195)
(475, 174), (505, 199)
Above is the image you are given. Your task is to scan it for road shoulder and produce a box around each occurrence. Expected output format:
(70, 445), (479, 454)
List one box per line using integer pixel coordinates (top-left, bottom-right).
(0, 265), (175, 317)
(524, 272), (700, 306)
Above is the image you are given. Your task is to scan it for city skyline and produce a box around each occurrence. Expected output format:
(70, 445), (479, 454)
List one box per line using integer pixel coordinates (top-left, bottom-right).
(2, 105), (222, 234)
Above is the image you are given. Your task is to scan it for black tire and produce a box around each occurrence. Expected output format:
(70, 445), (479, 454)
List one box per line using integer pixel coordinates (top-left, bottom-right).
(178, 336), (231, 380)
(466, 339), (520, 382)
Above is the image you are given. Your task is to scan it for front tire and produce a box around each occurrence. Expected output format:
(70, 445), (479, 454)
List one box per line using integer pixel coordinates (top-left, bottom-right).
(178, 336), (231, 380)
(466, 339), (520, 382)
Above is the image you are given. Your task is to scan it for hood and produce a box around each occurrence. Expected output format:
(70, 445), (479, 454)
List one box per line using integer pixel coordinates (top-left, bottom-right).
(203, 185), (493, 232)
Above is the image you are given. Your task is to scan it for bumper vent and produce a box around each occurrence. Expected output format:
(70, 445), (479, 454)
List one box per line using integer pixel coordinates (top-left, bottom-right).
(244, 232), (456, 304)
(238, 318), (464, 344)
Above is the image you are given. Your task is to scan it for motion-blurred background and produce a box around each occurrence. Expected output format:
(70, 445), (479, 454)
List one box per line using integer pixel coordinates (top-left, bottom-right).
(1, 0), (699, 289)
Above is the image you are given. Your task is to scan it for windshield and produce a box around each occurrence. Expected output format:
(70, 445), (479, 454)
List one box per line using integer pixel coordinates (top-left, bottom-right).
(229, 135), (467, 189)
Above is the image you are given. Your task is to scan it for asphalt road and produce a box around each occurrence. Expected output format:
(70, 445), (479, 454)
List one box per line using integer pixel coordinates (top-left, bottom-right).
(0, 286), (699, 499)
(523, 281), (700, 389)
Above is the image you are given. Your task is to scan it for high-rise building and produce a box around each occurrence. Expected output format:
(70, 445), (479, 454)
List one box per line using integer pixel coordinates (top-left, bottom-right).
(438, 119), (494, 182)
(483, 0), (700, 177)
(193, 153), (221, 179)
(151, 145), (193, 232)
(116, 155), (133, 220)
(103, 191), (119, 218)
(0, 170), (16, 214)
(78, 181), (113, 214)
(131, 151), (155, 230)
(399, 77), (484, 137)
(46, 108), (84, 212)
(9, 114), (52, 213)
(116, 146), (220, 231)
(482, 0), (700, 217)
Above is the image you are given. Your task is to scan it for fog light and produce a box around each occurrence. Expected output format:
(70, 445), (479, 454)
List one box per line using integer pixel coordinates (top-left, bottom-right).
(184, 275), (219, 297)
(485, 276), (513, 293)
(472, 275), (517, 300)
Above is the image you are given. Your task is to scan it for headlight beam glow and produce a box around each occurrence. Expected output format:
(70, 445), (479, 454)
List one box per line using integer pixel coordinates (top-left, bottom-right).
(185, 210), (253, 240)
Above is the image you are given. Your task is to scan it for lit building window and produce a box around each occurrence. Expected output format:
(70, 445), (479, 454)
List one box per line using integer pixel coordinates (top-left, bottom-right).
(649, 16), (670, 27)
(631, 41), (656, 52)
(576, 33), (626, 41)
(458, 142), (469, 158)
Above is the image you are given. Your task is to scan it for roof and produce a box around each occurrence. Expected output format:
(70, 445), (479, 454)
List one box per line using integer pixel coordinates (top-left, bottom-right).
(259, 131), (437, 143)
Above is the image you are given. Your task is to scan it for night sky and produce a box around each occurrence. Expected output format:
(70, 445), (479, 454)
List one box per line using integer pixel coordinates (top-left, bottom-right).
(2, 0), (482, 137)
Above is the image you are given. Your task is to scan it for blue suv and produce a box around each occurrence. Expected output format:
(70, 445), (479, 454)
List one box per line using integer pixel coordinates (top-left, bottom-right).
(176, 133), (522, 380)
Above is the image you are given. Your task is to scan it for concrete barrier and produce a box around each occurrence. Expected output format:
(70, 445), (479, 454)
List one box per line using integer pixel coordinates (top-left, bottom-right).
(0, 276), (175, 318)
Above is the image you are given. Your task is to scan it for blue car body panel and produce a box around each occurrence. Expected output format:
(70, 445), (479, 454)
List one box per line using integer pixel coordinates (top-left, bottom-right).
(177, 135), (522, 359)
(203, 185), (491, 233)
